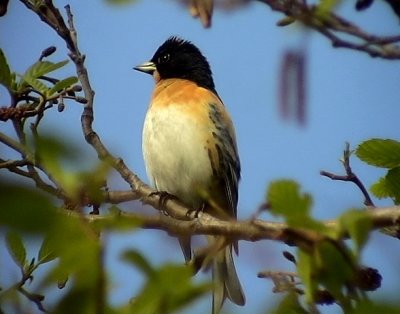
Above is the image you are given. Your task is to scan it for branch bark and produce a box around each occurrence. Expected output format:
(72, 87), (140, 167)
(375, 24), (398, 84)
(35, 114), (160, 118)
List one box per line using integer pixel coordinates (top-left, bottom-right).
(86, 205), (400, 244)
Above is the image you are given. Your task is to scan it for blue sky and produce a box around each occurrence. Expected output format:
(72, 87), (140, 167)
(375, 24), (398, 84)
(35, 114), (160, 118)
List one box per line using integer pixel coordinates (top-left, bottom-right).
(1, 0), (400, 313)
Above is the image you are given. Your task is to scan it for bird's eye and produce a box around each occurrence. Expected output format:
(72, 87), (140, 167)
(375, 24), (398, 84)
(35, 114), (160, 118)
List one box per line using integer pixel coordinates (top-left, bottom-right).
(158, 53), (170, 64)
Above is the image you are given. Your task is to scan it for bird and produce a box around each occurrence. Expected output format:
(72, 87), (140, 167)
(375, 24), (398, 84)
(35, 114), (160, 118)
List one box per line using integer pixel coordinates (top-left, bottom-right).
(134, 36), (245, 313)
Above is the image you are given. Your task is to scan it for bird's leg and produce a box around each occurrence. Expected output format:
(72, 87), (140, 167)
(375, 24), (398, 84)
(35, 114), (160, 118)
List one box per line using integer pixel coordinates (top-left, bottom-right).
(149, 191), (178, 215)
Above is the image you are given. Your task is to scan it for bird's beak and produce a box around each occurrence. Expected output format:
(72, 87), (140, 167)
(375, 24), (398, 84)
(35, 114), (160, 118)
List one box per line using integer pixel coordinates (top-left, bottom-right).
(134, 61), (156, 74)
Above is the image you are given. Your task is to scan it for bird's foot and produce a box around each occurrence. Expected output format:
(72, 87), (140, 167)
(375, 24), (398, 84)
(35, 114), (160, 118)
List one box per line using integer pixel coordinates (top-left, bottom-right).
(149, 191), (178, 215)
(186, 204), (205, 218)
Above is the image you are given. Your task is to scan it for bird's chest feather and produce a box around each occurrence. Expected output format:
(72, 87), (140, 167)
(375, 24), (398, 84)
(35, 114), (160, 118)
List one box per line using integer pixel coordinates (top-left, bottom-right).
(142, 98), (215, 207)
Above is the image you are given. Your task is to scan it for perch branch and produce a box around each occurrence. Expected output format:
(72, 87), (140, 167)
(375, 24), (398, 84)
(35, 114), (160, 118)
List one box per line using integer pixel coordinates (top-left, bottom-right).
(85, 205), (400, 243)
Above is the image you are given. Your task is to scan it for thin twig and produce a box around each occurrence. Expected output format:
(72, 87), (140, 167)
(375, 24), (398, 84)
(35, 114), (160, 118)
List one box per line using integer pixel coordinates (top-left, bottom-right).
(0, 159), (31, 168)
(321, 143), (375, 207)
(25, 164), (64, 198)
(18, 287), (47, 313)
(0, 132), (25, 154)
(256, 0), (400, 60)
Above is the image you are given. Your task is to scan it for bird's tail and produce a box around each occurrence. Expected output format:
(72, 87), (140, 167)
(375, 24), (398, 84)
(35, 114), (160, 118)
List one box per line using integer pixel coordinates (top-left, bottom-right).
(212, 241), (245, 314)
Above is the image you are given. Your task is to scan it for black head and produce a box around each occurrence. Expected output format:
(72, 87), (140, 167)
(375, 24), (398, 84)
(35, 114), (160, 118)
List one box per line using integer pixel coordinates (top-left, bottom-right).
(135, 37), (216, 93)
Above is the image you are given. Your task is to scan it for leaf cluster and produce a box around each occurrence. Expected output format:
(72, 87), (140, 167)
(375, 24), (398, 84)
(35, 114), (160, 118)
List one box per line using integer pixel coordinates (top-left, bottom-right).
(356, 139), (400, 204)
(0, 47), (81, 123)
(266, 180), (378, 312)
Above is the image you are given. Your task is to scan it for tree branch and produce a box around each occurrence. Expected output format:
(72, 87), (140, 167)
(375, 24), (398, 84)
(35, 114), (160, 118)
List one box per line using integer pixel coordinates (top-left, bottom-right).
(260, 0), (400, 60)
(86, 205), (400, 243)
(0, 131), (25, 154)
(180, 0), (400, 59)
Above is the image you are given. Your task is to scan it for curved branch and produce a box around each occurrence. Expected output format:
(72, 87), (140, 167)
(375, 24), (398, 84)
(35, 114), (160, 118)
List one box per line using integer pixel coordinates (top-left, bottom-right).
(258, 0), (400, 60)
(180, 0), (400, 59)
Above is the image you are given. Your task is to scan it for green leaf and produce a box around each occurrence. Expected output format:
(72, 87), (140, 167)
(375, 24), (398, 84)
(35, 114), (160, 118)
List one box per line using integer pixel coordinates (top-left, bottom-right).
(48, 76), (78, 96)
(314, 240), (353, 301)
(0, 183), (57, 233)
(20, 60), (69, 94)
(34, 136), (81, 198)
(129, 262), (209, 314)
(38, 211), (100, 292)
(297, 250), (316, 304)
(77, 162), (110, 204)
(298, 238), (355, 305)
(267, 180), (312, 217)
(52, 286), (95, 314)
(370, 169), (400, 204)
(385, 167), (400, 204)
(267, 180), (319, 229)
(21, 75), (49, 94)
(122, 250), (154, 276)
(356, 139), (400, 168)
(5, 231), (27, 268)
(0, 48), (11, 87)
(352, 299), (400, 314)
(316, 0), (339, 17)
(370, 177), (392, 199)
(271, 292), (308, 314)
(339, 209), (372, 255)
(24, 60), (69, 79)
(38, 236), (57, 265)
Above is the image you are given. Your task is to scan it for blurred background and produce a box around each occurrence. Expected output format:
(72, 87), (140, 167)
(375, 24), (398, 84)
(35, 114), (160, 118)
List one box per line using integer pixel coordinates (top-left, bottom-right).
(1, 0), (400, 313)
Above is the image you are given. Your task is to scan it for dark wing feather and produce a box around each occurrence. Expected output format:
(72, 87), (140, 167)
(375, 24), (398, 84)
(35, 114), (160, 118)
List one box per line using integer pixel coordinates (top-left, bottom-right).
(208, 102), (240, 218)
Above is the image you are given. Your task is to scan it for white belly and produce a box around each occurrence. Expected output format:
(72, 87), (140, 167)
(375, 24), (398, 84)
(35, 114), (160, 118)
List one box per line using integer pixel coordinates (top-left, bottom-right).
(142, 105), (213, 208)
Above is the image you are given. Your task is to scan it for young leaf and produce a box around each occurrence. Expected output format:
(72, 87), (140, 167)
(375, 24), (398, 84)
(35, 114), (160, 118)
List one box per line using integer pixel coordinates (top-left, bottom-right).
(18, 60), (69, 94)
(352, 299), (400, 314)
(339, 209), (372, 255)
(129, 262), (209, 314)
(369, 168), (400, 204)
(316, 0), (339, 18)
(5, 231), (27, 268)
(356, 139), (400, 168)
(385, 167), (400, 204)
(370, 177), (392, 199)
(24, 60), (69, 80)
(21, 75), (49, 94)
(122, 250), (154, 276)
(271, 292), (308, 314)
(52, 285), (95, 314)
(48, 76), (78, 96)
(315, 240), (353, 301)
(0, 183), (57, 233)
(297, 250), (316, 304)
(0, 48), (11, 87)
(267, 179), (313, 227)
(38, 236), (57, 265)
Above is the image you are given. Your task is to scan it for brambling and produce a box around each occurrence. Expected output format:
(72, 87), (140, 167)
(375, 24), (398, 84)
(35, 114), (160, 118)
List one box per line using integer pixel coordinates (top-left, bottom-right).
(134, 36), (245, 313)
